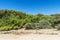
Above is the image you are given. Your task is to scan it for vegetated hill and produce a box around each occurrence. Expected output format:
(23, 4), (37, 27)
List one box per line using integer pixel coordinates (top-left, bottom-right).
(0, 10), (60, 31)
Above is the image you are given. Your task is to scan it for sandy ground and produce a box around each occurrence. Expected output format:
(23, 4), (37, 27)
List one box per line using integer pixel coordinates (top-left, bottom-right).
(0, 34), (60, 40)
(0, 29), (60, 40)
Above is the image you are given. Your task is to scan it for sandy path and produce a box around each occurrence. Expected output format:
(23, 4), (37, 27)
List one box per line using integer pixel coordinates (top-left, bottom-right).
(0, 34), (60, 40)
(0, 29), (60, 40)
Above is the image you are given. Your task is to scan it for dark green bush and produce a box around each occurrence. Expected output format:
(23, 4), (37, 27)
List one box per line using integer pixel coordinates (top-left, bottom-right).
(0, 10), (60, 31)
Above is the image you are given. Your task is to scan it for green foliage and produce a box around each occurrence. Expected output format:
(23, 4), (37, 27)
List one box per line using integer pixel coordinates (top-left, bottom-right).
(23, 23), (35, 29)
(0, 10), (60, 31)
(55, 24), (60, 30)
(38, 20), (52, 29)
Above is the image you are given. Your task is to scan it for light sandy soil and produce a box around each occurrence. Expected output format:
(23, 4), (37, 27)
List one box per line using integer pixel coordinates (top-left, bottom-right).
(0, 29), (60, 40)
(0, 34), (60, 40)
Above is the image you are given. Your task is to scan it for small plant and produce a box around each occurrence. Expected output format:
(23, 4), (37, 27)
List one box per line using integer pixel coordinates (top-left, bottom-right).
(55, 24), (60, 30)
(23, 23), (35, 29)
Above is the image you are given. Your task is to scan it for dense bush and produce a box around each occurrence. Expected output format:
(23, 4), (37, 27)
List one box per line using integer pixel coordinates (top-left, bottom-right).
(37, 20), (52, 29)
(23, 23), (36, 29)
(55, 24), (60, 30)
(0, 10), (60, 31)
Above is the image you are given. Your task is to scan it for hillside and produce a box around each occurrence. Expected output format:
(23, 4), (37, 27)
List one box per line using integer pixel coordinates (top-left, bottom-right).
(0, 10), (60, 31)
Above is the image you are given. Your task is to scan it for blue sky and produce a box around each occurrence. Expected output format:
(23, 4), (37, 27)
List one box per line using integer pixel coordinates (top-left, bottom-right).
(0, 0), (60, 15)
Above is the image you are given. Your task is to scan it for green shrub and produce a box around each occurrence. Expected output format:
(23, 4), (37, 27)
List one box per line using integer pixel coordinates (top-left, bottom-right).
(37, 20), (52, 29)
(0, 24), (14, 31)
(0, 26), (12, 31)
(13, 26), (19, 30)
(55, 24), (60, 30)
(23, 23), (35, 29)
